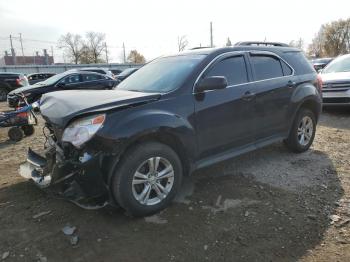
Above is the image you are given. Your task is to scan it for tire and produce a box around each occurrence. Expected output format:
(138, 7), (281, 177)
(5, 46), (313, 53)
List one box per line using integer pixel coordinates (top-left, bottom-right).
(8, 127), (24, 142)
(22, 125), (35, 136)
(284, 108), (316, 153)
(0, 87), (8, 102)
(111, 141), (183, 217)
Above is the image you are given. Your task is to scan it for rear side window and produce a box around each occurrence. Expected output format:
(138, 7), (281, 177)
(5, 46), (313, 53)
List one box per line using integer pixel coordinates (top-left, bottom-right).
(281, 60), (293, 76)
(282, 51), (315, 75)
(205, 56), (248, 86)
(82, 74), (102, 81)
(250, 55), (283, 81)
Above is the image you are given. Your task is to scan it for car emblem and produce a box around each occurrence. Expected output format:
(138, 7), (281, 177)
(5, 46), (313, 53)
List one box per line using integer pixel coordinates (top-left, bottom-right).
(328, 83), (333, 88)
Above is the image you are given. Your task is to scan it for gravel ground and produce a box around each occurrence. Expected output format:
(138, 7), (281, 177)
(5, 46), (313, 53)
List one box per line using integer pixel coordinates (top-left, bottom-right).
(0, 102), (349, 262)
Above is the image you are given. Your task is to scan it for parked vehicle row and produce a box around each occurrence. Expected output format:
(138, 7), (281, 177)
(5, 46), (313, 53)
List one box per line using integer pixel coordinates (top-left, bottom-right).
(19, 42), (322, 217)
(7, 71), (118, 107)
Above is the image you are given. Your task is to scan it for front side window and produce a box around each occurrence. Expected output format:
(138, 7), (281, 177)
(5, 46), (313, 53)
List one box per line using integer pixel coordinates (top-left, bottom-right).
(205, 56), (248, 86)
(62, 74), (81, 84)
(250, 55), (284, 81)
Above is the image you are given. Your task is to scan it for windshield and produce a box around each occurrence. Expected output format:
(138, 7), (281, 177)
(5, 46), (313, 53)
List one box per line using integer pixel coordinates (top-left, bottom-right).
(37, 73), (66, 85)
(117, 55), (206, 93)
(323, 55), (350, 73)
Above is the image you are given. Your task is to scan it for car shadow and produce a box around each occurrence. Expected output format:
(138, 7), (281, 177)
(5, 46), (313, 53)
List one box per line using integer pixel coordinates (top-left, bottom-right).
(0, 143), (343, 262)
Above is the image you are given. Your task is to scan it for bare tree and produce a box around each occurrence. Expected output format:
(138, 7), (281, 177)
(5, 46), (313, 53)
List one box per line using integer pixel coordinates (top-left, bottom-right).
(127, 50), (146, 64)
(177, 35), (188, 52)
(308, 18), (350, 57)
(57, 33), (83, 64)
(289, 38), (304, 50)
(85, 31), (106, 63)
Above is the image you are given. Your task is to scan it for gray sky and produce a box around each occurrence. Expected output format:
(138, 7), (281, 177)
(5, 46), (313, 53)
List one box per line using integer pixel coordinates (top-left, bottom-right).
(0, 0), (349, 63)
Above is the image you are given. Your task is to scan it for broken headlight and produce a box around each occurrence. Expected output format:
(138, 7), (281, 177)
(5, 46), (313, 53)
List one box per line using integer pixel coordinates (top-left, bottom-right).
(62, 114), (105, 148)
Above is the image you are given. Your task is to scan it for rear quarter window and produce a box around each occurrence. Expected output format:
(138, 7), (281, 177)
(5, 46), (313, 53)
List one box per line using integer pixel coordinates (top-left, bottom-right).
(282, 51), (315, 75)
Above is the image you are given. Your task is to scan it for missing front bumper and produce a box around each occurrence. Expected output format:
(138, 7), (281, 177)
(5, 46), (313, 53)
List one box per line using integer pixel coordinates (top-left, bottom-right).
(19, 148), (110, 209)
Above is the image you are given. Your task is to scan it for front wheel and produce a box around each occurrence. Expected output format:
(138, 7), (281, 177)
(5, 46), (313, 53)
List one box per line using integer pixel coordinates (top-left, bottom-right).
(111, 142), (183, 217)
(284, 108), (316, 153)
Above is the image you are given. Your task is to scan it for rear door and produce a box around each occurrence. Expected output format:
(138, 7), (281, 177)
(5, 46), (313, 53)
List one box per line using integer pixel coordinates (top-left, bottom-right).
(194, 52), (257, 159)
(248, 52), (295, 140)
(81, 73), (106, 89)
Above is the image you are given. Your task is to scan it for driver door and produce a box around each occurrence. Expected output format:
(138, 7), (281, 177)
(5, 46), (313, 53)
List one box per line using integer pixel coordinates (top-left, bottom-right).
(194, 52), (257, 160)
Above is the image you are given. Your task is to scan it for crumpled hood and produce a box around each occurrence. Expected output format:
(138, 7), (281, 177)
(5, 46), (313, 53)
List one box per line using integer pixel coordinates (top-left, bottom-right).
(40, 89), (161, 127)
(320, 72), (350, 83)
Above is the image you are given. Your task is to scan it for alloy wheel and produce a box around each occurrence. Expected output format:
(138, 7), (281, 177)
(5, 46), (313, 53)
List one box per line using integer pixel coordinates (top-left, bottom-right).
(297, 116), (314, 146)
(132, 157), (175, 206)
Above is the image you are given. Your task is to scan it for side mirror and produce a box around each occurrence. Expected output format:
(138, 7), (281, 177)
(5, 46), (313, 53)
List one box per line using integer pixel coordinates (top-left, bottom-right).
(57, 82), (65, 88)
(195, 76), (228, 93)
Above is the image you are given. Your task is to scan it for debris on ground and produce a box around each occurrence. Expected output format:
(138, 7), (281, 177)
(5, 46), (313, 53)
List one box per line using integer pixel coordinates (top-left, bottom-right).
(329, 215), (341, 224)
(1, 251), (9, 260)
(62, 225), (76, 236)
(32, 211), (51, 219)
(144, 215), (168, 224)
(70, 235), (79, 246)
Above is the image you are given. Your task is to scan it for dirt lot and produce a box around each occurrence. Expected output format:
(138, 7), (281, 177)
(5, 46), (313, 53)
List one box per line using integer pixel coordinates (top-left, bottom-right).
(0, 102), (349, 262)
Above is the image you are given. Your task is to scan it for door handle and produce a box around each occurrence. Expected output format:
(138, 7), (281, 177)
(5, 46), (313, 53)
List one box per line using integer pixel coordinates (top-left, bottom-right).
(241, 91), (256, 101)
(287, 80), (296, 88)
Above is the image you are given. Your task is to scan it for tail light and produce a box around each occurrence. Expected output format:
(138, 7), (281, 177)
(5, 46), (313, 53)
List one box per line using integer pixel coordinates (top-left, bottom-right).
(316, 75), (323, 92)
(15, 78), (21, 86)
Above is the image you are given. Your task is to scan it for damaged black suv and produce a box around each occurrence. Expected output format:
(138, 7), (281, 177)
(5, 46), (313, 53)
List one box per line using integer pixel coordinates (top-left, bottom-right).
(21, 42), (322, 217)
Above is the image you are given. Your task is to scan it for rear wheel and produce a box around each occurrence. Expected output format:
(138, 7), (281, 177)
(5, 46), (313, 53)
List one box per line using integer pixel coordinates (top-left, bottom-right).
(22, 125), (35, 136)
(8, 127), (24, 142)
(284, 108), (316, 153)
(0, 87), (8, 102)
(111, 142), (183, 217)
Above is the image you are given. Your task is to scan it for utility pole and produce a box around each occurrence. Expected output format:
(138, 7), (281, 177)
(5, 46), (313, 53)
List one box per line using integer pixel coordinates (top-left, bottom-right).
(104, 42), (109, 64)
(51, 46), (54, 62)
(19, 33), (25, 58)
(9, 34), (16, 65)
(123, 42), (126, 63)
(210, 22), (213, 47)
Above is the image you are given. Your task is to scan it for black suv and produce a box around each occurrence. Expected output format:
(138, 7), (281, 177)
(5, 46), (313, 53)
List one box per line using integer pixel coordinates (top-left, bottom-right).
(20, 42), (322, 216)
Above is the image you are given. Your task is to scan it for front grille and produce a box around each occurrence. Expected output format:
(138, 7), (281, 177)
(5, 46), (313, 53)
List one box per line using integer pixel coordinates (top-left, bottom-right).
(322, 82), (350, 92)
(323, 97), (350, 104)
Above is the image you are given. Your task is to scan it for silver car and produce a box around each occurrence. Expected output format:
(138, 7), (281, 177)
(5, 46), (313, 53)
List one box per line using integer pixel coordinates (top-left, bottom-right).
(320, 54), (350, 106)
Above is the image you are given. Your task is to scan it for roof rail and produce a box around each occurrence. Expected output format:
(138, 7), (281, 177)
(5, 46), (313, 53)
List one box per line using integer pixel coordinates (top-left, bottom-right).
(234, 41), (289, 47)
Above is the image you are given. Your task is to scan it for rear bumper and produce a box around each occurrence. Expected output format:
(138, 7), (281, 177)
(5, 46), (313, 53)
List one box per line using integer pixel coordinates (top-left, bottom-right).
(20, 147), (110, 209)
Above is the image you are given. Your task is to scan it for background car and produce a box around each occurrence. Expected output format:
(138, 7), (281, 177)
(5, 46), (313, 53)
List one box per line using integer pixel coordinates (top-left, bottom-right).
(27, 72), (56, 85)
(7, 71), (117, 107)
(110, 69), (123, 75)
(0, 72), (29, 101)
(114, 68), (139, 85)
(311, 57), (333, 72)
(70, 67), (114, 79)
(320, 54), (350, 106)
